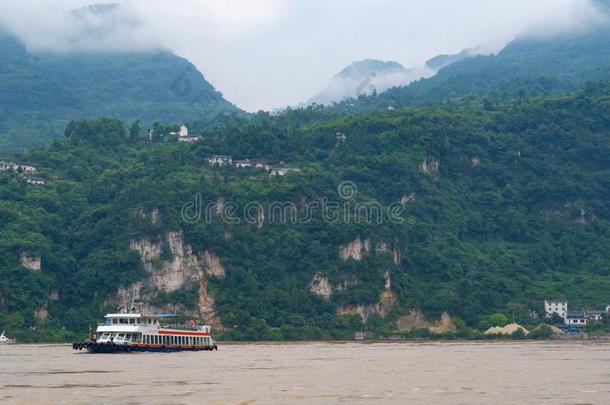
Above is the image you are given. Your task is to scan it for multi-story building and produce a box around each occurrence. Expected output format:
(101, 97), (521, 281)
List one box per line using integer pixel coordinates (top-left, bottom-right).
(544, 300), (568, 319)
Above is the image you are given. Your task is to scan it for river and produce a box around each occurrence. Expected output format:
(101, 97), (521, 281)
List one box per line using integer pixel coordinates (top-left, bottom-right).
(1, 341), (609, 404)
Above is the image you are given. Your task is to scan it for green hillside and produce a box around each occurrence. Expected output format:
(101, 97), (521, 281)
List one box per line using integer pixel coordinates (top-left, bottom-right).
(1, 81), (610, 341)
(339, 22), (610, 112)
(0, 34), (241, 152)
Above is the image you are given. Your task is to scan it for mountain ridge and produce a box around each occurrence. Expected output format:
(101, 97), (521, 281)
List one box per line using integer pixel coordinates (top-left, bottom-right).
(0, 34), (241, 152)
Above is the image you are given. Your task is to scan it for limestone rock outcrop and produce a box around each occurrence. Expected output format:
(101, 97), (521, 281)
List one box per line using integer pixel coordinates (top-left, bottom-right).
(111, 231), (225, 328)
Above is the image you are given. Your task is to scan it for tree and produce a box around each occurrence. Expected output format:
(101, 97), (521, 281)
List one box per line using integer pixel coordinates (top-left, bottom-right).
(129, 121), (141, 142)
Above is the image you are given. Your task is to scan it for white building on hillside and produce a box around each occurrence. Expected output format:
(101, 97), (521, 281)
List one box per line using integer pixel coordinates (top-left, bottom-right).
(208, 155), (233, 166)
(565, 310), (587, 328)
(544, 300), (568, 319)
(23, 176), (46, 185)
(179, 125), (189, 138)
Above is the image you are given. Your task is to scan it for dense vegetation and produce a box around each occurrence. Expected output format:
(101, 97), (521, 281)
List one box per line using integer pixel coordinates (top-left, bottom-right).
(1, 80), (610, 340)
(330, 21), (610, 114)
(2, 11), (610, 341)
(0, 34), (241, 152)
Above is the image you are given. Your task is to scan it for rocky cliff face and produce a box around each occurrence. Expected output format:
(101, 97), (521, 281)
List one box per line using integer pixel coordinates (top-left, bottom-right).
(421, 156), (440, 177)
(396, 310), (456, 333)
(112, 230), (225, 328)
(340, 238), (371, 261)
(340, 238), (400, 265)
(20, 252), (41, 271)
(337, 271), (398, 321)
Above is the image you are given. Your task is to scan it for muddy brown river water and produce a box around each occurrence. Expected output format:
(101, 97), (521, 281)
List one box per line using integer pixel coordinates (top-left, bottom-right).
(1, 341), (609, 404)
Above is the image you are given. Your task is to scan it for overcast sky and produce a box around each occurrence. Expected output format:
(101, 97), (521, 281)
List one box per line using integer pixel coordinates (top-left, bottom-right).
(0, 0), (604, 111)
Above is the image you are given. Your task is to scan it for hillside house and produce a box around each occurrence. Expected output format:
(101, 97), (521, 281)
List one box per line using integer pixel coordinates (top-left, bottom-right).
(179, 125), (189, 138)
(234, 159), (253, 168)
(269, 166), (301, 177)
(269, 167), (288, 176)
(585, 310), (604, 322)
(252, 160), (272, 171)
(607, 305), (610, 314)
(23, 176), (46, 185)
(173, 125), (201, 142)
(208, 155), (233, 166)
(0, 161), (13, 171)
(544, 300), (568, 319)
(0, 161), (37, 173)
(20, 164), (37, 174)
(565, 310), (587, 328)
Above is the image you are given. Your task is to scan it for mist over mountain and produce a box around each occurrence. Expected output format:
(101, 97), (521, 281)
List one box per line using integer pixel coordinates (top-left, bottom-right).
(0, 33), (240, 151)
(335, 13), (610, 112)
(425, 47), (482, 71)
(306, 60), (427, 106)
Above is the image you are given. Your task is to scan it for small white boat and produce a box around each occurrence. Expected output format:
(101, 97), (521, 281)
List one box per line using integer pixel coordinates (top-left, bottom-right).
(0, 331), (16, 344)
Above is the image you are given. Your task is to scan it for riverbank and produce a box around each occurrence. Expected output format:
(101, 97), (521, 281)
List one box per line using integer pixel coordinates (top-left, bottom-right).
(6, 329), (610, 344)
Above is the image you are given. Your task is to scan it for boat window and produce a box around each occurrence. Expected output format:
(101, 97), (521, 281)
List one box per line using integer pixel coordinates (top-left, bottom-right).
(129, 319), (135, 325)
(119, 318), (127, 325)
(112, 318), (118, 325)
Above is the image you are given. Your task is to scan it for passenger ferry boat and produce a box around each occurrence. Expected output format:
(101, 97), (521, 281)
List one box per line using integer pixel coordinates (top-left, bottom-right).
(73, 313), (217, 353)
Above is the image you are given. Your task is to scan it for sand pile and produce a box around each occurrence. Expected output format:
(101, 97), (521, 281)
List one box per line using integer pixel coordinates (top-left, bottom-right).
(484, 323), (529, 336)
(532, 324), (565, 335)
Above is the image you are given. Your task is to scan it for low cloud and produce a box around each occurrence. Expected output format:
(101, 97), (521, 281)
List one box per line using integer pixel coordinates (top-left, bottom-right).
(0, 0), (605, 110)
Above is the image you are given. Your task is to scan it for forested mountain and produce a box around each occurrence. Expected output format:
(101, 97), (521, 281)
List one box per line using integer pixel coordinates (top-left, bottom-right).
(2, 2), (610, 342)
(0, 34), (241, 152)
(336, 14), (610, 112)
(2, 80), (610, 341)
